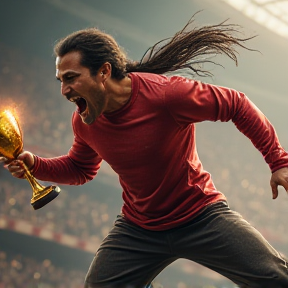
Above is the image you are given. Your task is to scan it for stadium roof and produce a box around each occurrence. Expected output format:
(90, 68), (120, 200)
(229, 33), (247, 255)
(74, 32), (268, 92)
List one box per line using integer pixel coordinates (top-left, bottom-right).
(222, 0), (288, 39)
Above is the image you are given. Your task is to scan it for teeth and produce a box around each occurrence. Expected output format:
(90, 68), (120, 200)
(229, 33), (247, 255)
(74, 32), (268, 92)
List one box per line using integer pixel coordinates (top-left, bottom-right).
(69, 96), (81, 103)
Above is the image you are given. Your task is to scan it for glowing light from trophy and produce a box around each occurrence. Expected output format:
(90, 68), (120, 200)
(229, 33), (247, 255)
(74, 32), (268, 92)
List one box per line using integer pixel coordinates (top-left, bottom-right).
(3, 109), (21, 137)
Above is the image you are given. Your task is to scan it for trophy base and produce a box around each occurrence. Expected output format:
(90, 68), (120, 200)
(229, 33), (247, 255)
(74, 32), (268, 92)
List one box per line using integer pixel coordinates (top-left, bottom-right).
(31, 186), (61, 210)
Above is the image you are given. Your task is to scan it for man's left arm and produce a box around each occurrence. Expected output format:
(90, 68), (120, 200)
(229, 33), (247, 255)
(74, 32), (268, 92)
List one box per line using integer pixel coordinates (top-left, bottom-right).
(165, 78), (288, 198)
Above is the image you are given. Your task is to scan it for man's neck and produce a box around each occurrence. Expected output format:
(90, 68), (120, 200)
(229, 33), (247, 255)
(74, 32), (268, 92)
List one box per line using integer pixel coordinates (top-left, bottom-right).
(104, 76), (132, 113)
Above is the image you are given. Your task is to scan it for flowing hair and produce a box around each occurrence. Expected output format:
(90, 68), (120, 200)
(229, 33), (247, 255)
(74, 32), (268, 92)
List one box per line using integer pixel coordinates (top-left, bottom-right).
(54, 12), (257, 79)
(126, 14), (257, 77)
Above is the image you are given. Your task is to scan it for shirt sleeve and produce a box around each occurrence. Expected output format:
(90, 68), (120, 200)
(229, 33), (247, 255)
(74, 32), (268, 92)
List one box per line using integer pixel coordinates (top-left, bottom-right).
(32, 113), (102, 185)
(164, 76), (288, 173)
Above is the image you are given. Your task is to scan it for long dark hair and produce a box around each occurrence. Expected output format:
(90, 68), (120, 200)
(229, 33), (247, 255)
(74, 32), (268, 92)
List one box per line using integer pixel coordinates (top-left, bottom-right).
(54, 13), (256, 79)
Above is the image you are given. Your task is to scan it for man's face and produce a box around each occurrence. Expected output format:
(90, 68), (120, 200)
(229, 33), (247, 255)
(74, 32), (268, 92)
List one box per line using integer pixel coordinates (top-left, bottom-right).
(56, 51), (106, 125)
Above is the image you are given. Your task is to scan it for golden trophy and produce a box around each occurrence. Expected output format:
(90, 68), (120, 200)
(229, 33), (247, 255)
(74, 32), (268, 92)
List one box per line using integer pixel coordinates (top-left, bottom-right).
(0, 110), (60, 210)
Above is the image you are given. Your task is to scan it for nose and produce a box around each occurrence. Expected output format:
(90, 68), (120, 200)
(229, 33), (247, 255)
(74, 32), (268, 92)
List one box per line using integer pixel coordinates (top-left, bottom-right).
(61, 82), (71, 97)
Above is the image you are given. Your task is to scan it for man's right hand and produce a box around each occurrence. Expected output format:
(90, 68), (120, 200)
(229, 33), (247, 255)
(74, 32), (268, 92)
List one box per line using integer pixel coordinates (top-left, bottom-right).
(0, 151), (35, 179)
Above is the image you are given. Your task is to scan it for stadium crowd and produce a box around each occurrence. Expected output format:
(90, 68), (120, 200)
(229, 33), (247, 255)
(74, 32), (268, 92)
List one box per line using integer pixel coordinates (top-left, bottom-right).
(0, 178), (114, 243)
(0, 249), (86, 288)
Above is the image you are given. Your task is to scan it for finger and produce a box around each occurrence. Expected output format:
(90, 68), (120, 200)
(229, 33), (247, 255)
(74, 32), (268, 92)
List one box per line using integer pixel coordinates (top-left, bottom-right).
(0, 156), (9, 163)
(270, 182), (279, 199)
(11, 170), (26, 179)
(17, 152), (34, 169)
(8, 165), (25, 173)
(7, 164), (25, 179)
(7, 161), (25, 174)
(10, 159), (25, 165)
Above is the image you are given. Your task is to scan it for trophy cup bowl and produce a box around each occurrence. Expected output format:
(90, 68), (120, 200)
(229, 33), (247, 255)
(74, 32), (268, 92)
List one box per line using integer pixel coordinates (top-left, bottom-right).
(0, 110), (60, 210)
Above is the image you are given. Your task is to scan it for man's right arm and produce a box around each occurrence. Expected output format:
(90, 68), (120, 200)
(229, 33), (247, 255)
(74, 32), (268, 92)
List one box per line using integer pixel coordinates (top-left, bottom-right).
(0, 140), (102, 186)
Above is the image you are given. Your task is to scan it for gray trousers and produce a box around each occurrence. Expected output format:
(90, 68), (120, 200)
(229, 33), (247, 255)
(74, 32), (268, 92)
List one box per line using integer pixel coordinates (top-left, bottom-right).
(84, 201), (288, 288)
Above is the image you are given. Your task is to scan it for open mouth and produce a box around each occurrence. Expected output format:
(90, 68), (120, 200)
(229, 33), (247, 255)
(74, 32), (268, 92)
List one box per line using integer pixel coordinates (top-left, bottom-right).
(70, 97), (87, 114)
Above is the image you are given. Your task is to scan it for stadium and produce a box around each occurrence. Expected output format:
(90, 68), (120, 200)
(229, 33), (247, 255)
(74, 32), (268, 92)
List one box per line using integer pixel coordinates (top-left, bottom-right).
(1, 0), (288, 287)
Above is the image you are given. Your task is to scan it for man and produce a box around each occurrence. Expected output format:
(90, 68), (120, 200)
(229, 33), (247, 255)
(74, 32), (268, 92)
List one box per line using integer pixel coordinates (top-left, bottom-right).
(2, 16), (288, 288)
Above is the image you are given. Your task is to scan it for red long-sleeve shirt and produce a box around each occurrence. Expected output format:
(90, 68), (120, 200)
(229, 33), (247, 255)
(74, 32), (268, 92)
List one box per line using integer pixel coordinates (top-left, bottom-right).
(32, 72), (288, 230)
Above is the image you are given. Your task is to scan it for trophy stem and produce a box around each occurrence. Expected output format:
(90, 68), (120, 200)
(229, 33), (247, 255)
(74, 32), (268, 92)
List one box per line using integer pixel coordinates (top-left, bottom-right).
(22, 163), (46, 192)
(22, 164), (60, 210)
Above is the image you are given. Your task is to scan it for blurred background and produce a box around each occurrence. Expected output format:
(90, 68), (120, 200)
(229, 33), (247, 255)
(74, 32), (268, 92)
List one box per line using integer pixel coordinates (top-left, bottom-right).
(0, 0), (288, 287)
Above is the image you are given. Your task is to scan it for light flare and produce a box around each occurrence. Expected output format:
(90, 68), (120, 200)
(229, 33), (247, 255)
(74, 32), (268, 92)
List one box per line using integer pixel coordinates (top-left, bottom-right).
(3, 109), (21, 137)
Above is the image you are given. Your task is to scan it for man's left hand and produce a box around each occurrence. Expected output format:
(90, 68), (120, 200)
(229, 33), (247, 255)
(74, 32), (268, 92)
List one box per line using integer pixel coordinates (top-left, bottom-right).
(270, 167), (288, 199)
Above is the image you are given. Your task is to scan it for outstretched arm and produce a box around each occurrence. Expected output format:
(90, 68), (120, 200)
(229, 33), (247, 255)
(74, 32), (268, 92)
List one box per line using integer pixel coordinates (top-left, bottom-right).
(165, 77), (288, 198)
(1, 112), (102, 185)
(0, 147), (102, 186)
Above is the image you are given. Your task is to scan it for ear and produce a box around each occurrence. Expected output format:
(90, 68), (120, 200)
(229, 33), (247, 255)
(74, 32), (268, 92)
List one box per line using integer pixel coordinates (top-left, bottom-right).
(98, 62), (112, 79)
